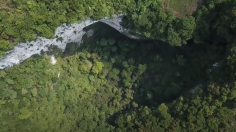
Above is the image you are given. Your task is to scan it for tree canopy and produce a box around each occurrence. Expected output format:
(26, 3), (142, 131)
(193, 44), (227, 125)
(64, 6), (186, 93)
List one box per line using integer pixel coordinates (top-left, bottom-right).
(1, 0), (236, 132)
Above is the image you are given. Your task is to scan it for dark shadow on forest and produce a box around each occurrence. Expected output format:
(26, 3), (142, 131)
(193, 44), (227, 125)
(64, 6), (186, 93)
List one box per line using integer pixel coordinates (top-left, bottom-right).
(62, 22), (210, 110)
(28, 21), (218, 110)
(0, 18), (226, 131)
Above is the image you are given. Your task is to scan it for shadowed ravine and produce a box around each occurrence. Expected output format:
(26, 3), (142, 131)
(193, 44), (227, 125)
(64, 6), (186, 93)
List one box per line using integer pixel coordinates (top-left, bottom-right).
(0, 15), (144, 69)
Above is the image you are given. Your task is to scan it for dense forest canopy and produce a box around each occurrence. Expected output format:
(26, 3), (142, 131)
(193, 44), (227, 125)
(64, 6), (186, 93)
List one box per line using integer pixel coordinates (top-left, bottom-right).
(1, 0), (236, 132)
(0, 0), (201, 56)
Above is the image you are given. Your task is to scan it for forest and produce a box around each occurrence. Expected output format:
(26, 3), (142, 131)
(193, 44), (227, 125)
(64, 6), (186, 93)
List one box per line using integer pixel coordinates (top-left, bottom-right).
(1, 0), (236, 132)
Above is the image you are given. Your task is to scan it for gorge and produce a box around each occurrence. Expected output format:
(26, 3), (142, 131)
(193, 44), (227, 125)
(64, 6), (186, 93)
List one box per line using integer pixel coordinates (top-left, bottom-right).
(0, 15), (141, 69)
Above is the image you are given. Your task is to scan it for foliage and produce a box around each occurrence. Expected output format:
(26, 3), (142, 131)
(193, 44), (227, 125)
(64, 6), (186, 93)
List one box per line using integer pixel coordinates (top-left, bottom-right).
(123, 0), (196, 46)
(0, 0), (136, 56)
(1, 1), (236, 132)
(0, 0), (203, 56)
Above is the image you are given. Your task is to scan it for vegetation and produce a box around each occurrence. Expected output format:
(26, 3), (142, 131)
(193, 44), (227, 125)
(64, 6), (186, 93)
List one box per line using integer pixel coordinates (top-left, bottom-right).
(123, 0), (196, 46)
(0, 0), (131, 56)
(1, 0), (236, 132)
(162, 0), (204, 17)
(0, 0), (202, 56)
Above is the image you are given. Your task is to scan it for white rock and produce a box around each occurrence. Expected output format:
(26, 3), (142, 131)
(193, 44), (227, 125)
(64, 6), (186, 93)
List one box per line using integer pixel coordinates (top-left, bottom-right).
(57, 72), (60, 78)
(50, 55), (57, 65)
(0, 15), (141, 69)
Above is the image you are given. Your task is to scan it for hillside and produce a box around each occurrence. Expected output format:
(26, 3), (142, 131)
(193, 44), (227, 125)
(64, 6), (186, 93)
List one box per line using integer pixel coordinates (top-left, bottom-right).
(1, 0), (236, 132)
